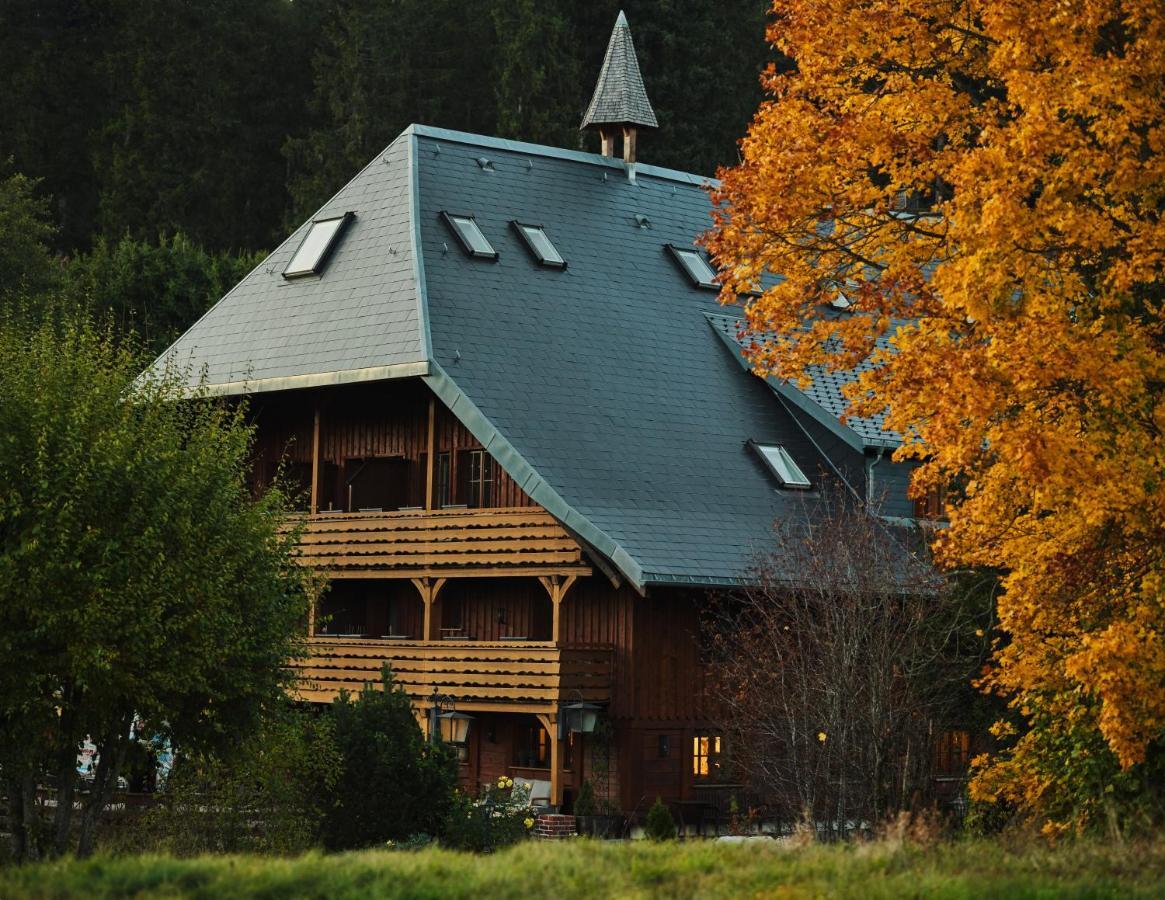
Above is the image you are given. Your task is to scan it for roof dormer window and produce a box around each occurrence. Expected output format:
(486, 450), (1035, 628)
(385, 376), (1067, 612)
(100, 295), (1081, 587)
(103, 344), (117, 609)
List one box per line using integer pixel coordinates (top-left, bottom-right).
(441, 212), (498, 259)
(512, 222), (566, 268)
(666, 244), (718, 290)
(751, 442), (812, 489)
(283, 212), (354, 279)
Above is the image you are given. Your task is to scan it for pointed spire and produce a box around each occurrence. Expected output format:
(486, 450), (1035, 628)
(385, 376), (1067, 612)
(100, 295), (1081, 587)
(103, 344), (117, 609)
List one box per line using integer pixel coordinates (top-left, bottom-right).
(580, 10), (659, 133)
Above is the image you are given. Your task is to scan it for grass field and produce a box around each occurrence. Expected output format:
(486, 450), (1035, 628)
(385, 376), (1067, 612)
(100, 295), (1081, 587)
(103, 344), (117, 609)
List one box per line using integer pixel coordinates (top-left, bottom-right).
(2, 837), (1163, 899)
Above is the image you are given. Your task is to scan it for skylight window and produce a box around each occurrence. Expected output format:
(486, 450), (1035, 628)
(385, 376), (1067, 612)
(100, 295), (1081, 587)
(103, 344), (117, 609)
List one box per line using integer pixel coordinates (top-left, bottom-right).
(667, 244), (719, 290)
(511, 222), (566, 268)
(283, 212), (354, 279)
(441, 212), (498, 259)
(752, 442), (812, 489)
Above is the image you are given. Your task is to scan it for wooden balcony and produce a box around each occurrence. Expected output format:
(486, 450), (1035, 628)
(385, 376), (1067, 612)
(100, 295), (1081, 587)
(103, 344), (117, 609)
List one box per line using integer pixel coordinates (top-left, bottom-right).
(286, 507), (591, 579)
(290, 638), (614, 712)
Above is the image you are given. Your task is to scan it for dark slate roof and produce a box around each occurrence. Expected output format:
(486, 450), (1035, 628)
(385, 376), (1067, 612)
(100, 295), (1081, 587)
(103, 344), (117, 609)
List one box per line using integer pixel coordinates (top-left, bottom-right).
(151, 124), (849, 589)
(706, 312), (902, 450)
(414, 128), (828, 586)
(152, 134), (428, 394)
(580, 11), (659, 131)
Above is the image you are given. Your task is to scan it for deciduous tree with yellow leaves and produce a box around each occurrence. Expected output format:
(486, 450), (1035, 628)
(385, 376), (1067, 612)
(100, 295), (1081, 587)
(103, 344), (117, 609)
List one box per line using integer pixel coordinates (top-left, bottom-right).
(707, 0), (1165, 833)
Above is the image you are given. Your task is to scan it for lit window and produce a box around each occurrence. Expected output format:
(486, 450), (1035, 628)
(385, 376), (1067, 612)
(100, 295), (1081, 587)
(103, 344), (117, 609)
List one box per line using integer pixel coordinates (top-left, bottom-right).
(934, 730), (971, 777)
(693, 733), (723, 780)
(441, 212), (497, 259)
(666, 244), (718, 290)
(511, 222), (566, 268)
(283, 213), (354, 279)
(914, 484), (948, 520)
(752, 442), (812, 489)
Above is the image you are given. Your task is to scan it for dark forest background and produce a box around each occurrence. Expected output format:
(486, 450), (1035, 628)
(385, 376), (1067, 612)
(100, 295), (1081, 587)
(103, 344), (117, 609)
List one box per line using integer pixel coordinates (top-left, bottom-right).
(0, 0), (772, 350)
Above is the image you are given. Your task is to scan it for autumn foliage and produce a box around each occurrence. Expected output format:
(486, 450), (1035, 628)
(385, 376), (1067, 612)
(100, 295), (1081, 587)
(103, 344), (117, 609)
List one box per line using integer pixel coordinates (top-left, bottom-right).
(707, 0), (1165, 831)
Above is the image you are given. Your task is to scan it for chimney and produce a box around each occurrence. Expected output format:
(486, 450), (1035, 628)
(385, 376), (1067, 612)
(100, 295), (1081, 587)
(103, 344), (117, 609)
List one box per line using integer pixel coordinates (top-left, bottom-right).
(580, 10), (658, 164)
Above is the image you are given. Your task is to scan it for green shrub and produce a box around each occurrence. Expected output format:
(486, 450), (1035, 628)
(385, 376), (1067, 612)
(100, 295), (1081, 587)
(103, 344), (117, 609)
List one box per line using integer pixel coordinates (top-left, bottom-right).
(574, 780), (596, 817)
(644, 797), (677, 841)
(323, 667), (458, 850)
(442, 776), (536, 853)
(130, 701), (340, 856)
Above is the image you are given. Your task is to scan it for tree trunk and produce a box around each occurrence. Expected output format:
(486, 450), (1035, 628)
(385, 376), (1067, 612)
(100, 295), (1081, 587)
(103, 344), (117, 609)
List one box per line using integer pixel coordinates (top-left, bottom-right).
(6, 774), (41, 862)
(75, 713), (133, 858)
(52, 685), (80, 855)
(52, 755), (78, 856)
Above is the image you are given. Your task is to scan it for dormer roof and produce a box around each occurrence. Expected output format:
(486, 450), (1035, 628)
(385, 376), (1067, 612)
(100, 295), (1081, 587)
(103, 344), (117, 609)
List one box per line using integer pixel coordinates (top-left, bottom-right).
(580, 11), (659, 131)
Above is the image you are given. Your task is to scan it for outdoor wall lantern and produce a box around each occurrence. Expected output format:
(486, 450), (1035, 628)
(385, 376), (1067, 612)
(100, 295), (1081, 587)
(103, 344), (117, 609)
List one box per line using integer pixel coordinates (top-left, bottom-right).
(559, 690), (602, 738)
(429, 688), (474, 758)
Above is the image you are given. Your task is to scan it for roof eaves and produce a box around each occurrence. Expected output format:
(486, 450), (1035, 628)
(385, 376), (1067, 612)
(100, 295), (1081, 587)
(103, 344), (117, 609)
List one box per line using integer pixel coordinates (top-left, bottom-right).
(423, 360), (646, 593)
(196, 361), (431, 398)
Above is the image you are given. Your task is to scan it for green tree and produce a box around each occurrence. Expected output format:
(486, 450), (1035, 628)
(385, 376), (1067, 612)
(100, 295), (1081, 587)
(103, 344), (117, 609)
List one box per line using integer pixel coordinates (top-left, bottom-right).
(0, 170), (59, 305)
(284, 0), (498, 222)
(91, 0), (315, 251)
(62, 233), (262, 355)
(490, 0), (583, 150)
(0, 316), (310, 860)
(0, 1), (114, 250)
(323, 668), (458, 850)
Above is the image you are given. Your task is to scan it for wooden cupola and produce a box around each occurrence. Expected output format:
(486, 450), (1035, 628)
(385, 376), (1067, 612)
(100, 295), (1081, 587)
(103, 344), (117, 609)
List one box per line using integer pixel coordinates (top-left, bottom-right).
(580, 10), (658, 164)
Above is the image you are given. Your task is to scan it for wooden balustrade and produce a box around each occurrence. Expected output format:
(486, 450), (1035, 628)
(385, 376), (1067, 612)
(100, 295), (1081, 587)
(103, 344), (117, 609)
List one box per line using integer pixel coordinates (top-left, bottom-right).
(289, 638), (614, 711)
(284, 507), (592, 579)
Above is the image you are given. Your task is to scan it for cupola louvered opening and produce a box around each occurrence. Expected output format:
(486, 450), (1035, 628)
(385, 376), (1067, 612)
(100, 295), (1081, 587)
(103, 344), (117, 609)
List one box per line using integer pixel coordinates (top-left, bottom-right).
(283, 212), (354, 279)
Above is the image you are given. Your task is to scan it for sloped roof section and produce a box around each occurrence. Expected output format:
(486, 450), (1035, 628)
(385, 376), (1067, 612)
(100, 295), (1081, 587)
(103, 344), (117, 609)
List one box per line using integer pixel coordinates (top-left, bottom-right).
(580, 11), (659, 131)
(706, 312), (902, 449)
(413, 127), (828, 587)
(150, 133), (427, 394)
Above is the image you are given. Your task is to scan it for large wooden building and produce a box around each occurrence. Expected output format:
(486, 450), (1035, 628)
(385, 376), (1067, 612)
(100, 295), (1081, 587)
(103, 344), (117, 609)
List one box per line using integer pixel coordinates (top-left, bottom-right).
(153, 13), (928, 817)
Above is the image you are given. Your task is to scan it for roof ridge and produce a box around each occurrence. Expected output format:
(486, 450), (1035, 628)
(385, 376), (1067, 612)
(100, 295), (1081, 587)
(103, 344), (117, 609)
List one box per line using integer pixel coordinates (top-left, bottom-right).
(405, 123), (716, 187)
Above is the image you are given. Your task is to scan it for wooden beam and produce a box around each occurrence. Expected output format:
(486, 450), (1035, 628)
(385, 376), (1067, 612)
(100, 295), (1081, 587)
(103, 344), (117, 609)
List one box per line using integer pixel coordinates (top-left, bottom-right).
(623, 126), (638, 164)
(425, 397), (436, 510)
(599, 128), (615, 157)
(309, 404), (321, 515)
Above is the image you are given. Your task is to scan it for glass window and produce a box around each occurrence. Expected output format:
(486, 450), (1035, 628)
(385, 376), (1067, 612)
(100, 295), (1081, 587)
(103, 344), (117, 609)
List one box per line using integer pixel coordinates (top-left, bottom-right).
(753, 443), (812, 489)
(693, 733), (723, 780)
(667, 245), (719, 289)
(283, 213), (352, 278)
(458, 449), (493, 508)
(441, 212), (497, 259)
(512, 222), (566, 267)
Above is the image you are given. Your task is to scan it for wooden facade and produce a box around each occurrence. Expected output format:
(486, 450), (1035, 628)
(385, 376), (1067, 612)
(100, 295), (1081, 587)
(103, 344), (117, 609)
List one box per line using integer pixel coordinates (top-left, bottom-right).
(259, 378), (728, 815)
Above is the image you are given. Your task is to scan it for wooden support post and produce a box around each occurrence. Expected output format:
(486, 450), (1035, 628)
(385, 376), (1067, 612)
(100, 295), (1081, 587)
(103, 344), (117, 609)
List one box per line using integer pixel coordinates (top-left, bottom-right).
(599, 127), (615, 157)
(537, 713), (561, 809)
(309, 404), (321, 515)
(413, 577), (447, 642)
(539, 574), (579, 646)
(623, 126), (638, 164)
(307, 587), (317, 638)
(425, 397), (436, 510)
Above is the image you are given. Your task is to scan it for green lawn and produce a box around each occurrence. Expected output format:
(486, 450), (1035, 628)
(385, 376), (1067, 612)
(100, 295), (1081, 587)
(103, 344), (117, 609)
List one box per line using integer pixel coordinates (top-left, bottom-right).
(2, 837), (1163, 899)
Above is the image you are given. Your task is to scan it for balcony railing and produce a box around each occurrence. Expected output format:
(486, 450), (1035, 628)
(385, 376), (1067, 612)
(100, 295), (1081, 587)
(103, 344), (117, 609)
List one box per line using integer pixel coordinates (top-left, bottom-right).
(285, 507), (591, 579)
(290, 638), (614, 709)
